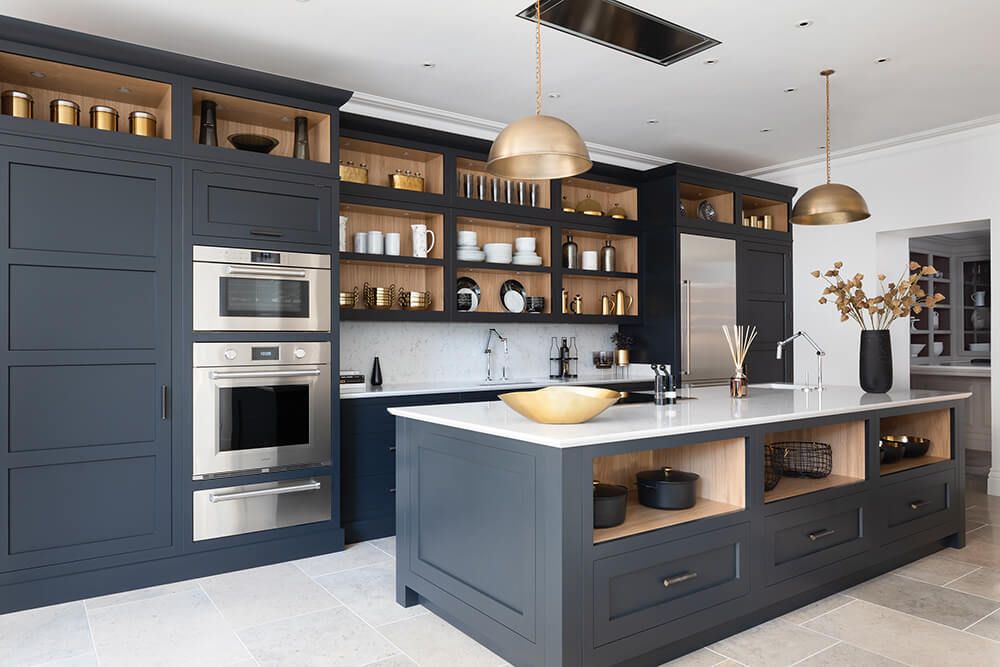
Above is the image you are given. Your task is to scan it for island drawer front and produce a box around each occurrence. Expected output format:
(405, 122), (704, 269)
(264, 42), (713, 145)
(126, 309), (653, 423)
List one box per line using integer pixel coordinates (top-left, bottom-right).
(593, 523), (750, 647)
(342, 430), (397, 478)
(342, 473), (396, 522)
(878, 468), (955, 545)
(764, 492), (870, 586)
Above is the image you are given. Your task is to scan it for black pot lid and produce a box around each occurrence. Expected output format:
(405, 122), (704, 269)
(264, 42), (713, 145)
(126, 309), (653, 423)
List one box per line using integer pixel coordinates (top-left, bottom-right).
(593, 480), (628, 497)
(636, 467), (699, 483)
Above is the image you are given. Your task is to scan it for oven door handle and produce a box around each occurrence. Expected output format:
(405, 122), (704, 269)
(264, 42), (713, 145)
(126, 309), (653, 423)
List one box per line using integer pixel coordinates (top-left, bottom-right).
(209, 369), (322, 380)
(226, 266), (308, 278)
(208, 480), (321, 503)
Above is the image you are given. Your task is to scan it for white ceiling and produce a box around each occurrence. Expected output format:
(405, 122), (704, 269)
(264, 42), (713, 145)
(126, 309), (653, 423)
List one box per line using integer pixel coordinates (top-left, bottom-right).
(5, 0), (1000, 172)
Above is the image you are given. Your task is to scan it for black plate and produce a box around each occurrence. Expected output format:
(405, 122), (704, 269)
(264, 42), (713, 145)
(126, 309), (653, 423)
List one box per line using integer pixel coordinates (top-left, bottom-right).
(500, 279), (527, 313)
(228, 133), (279, 153)
(457, 276), (481, 312)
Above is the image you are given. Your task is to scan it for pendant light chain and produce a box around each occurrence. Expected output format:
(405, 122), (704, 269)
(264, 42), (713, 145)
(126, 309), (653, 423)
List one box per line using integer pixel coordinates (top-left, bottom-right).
(535, 0), (542, 116)
(823, 70), (832, 185)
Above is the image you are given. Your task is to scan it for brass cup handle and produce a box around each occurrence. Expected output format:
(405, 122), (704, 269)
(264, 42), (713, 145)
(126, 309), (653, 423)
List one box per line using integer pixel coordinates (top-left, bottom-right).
(662, 571), (698, 588)
(808, 528), (836, 542)
(909, 500), (929, 510)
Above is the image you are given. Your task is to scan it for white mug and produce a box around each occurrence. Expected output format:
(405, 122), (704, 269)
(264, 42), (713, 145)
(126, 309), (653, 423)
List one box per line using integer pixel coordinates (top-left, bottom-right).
(411, 224), (436, 258)
(581, 250), (599, 271)
(971, 291), (986, 307)
(385, 232), (401, 256)
(353, 232), (367, 254)
(339, 216), (348, 252)
(367, 230), (384, 255)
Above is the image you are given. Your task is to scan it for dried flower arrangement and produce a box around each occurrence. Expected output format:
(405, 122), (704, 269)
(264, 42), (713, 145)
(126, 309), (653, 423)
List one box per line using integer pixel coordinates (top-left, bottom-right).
(811, 261), (946, 329)
(611, 332), (634, 350)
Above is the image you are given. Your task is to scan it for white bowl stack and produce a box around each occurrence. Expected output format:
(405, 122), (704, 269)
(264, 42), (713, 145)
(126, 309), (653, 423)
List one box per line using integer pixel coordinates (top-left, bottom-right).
(456, 230), (485, 262)
(512, 236), (542, 266)
(484, 242), (514, 264)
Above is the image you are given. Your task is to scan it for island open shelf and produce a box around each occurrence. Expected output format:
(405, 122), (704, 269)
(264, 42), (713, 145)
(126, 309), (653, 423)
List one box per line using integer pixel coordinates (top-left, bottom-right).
(764, 420), (866, 503)
(456, 158), (550, 209)
(562, 176), (638, 221)
(878, 408), (952, 476)
(592, 438), (746, 543)
(341, 202), (445, 259)
(339, 137), (444, 194)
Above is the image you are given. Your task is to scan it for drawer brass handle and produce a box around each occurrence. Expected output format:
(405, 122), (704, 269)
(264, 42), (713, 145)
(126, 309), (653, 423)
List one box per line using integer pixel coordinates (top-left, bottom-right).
(910, 500), (929, 510)
(662, 572), (698, 587)
(808, 528), (836, 541)
(388, 446), (397, 452)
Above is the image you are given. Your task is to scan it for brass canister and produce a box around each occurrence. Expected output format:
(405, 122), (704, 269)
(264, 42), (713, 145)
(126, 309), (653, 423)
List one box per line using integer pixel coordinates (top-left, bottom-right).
(389, 170), (424, 192)
(763, 214), (774, 230)
(129, 111), (157, 137)
(339, 162), (369, 184)
(50, 99), (80, 125)
(89, 105), (119, 132)
(1, 90), (33, 118)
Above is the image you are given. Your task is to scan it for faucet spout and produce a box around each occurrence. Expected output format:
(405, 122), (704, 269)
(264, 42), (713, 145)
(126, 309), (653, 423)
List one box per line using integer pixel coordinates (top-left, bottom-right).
(775, 331), (826, 390)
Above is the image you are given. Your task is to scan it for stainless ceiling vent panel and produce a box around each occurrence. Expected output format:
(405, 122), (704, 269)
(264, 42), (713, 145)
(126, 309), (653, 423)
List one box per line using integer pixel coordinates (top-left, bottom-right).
(518, 0), (720, 67)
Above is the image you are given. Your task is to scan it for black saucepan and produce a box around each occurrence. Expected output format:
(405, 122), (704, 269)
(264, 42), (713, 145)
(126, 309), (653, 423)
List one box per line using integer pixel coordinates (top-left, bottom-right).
(636, 467), (699, 510)
(593, 481), (628, 528)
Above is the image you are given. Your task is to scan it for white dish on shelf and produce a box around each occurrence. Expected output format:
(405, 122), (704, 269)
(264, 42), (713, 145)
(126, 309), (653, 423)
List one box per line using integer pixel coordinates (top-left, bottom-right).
(910, 343), (925, 357)
(933, 341), (944, 356)
(457, 249), (486, 262)
(968, 342), (990, 353)
(513, 255), (543, 266)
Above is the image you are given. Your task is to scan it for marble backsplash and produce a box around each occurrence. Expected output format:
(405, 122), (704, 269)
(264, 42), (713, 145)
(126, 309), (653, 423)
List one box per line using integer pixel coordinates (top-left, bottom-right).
(340, 321), (650, 384)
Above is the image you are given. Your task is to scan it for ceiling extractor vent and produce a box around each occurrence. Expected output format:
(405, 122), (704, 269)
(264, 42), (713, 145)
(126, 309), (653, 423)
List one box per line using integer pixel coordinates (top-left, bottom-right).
(518, 0), (720, 67)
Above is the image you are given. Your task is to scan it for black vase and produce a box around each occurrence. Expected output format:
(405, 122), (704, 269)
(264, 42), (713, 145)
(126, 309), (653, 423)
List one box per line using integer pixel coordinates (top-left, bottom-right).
(371, 356), (383, 387)
(293, 116), (309, 160)
(198, 100), (218, 146)
(859, 330), (892, 393)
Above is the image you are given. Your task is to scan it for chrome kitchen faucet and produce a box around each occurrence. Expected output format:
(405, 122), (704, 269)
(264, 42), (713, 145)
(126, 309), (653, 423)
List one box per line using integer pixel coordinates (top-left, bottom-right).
(776, 331), (826, 391)
(484, 328), (509, 382)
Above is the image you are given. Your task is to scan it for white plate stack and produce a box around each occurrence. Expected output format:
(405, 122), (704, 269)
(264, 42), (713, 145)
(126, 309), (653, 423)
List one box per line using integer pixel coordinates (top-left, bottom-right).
(456, 230), (485, 262)
(484, 242), (514, 264)
(512, 236), (542, 266)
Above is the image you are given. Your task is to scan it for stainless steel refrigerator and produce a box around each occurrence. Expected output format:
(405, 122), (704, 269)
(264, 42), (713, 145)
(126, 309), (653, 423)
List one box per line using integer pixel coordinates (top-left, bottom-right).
(679, 233), (737, 386)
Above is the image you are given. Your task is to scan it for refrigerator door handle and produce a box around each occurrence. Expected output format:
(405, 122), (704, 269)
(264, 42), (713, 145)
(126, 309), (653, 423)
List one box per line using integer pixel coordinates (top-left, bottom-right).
(682, 279), (692, 376)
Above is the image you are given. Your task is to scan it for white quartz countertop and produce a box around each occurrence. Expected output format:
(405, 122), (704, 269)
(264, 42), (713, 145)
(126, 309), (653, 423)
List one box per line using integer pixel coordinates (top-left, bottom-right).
(910, 362), (990, 378)
(387, 386), (971, 448)
(340, 373), (652, 399)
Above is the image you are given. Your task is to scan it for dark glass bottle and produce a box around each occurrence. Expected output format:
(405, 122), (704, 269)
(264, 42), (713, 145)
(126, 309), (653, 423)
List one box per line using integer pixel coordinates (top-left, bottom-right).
(559, 337), (570, 379)
(198, 100), (218, 146)
(293, 116), (309, 159)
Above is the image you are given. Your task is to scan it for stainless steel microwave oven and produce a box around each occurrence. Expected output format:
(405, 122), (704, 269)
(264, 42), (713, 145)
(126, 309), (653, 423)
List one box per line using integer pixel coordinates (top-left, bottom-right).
(193, 245), (331, 332)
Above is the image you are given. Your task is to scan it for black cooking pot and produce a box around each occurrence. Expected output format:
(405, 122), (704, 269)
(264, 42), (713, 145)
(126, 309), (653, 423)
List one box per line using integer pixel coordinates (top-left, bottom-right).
(879, 439), (906, 464)
(593, 481), (628, 528)
(636, 467), (699, 510)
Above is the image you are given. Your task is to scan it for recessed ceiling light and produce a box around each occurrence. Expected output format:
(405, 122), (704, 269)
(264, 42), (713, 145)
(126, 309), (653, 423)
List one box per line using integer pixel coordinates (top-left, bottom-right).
(818, 145), (827, 150)
(548, 92), (561, 99)
(646, 119), (659, 124)
(873, 56), (891, 64)
(759, 128), (772, 133)
(784, 87), (797, 93)
(118, 86), (131, 94)
(421, 62), (435, 68)
(797, 20), (813, 28)
(280, 116), (290, 122)
(703, 58), (719, 65)
(29, 71), (45, 78)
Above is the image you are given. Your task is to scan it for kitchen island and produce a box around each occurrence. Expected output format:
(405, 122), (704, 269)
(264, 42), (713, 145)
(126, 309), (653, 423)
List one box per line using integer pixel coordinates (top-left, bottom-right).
(389, 386), (970, 667)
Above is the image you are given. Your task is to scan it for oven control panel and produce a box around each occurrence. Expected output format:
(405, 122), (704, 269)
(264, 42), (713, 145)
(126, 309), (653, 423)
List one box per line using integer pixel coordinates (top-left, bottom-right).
(194, 342), (328, 367)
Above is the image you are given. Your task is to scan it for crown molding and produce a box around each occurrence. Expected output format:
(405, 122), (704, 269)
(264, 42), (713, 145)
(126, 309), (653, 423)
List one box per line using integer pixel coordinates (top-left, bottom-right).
(342, 91), (669, 172)
(741, 114), (1000, 178)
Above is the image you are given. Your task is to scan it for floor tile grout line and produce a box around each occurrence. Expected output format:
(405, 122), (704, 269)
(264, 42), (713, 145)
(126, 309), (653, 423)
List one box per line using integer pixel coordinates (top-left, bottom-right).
(81, 582), (201, 613)
(793, 597), (858, 627)
(196, 581), (261, 667)
(704, 646), (742, 665)
(847, 597), (1000, 640)
(941, 565), (984, 588)
(81, 601), (102, 667)
(324, 587), (427, 667)
(966, 523), (989, 535)
(785, 639), (841, 667)
(292, 555), (393, 579)
(961, 606), (1000, 633)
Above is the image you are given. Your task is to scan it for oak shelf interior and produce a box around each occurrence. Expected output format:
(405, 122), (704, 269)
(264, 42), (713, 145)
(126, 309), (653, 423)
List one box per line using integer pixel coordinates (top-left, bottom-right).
(562, 274), (639, 317)
(339, 137), (443, 194)
(456, 216), (552, 268)
(679, 182), (733, 224)
(594, 493), (743, 544)
(456, 158), (550, 209)
(764, 474), (864, 503)
(561, 228), (638, 274)
(455, 266), (551, 314)
(341, 202), (445, 259)
(879, 455), (950, 477)
(562, 176), (638, 221)
(764, 420), (866, 503)
(740, 194), (789, 232)
(340, 260), (444, 312)
(879, 408), (952, 476)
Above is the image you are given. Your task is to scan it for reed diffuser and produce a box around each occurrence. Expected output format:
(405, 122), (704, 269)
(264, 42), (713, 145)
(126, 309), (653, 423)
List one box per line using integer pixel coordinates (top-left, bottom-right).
(722, 325), (758, 398)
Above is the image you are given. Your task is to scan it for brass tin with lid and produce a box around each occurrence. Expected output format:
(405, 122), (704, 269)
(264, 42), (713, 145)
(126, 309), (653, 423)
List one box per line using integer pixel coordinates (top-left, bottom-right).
(339, 162), (369, 184)
(608, 202), (627, 219)
(389, 170), (424, 192)
(129, 111), (157, 137)
(50, 99), (80, 125)
(90, 105), (119, 132)
(1, 90), (33, 119)
(576, 194), (603, 216)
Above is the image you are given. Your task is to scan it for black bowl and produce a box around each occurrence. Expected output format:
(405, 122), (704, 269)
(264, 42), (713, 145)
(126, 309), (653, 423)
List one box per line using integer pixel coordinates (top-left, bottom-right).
(879, 440), (906, 464)
(228, 133), (279, 153)
(881, 435), (930, 458)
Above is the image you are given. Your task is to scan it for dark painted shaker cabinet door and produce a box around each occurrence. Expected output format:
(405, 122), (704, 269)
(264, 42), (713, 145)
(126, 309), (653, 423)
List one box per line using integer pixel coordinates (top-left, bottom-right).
(1, 146), (174, 572)
(192, 169), (333, 245)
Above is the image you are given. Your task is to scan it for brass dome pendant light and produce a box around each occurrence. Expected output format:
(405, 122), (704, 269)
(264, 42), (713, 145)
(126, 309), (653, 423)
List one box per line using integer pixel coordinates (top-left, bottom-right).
(486, 0), (592, 180)
(791, 69), (871, 225)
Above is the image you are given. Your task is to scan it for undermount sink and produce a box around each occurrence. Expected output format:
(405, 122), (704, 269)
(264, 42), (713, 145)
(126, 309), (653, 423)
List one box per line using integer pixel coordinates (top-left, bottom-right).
(750, 383), (822, 392)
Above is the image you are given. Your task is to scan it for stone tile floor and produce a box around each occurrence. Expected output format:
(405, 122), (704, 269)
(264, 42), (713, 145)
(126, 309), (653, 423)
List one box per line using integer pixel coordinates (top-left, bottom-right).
(1, 478), (998, 667)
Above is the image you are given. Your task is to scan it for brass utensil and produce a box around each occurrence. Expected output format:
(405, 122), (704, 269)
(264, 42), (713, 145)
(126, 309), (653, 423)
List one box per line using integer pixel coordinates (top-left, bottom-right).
(363, 282), (396, 310)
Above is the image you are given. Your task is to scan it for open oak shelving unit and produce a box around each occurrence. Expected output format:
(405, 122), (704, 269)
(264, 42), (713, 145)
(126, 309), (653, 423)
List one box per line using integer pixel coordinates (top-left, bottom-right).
(456, 158), (550, 210)
(764, 420), (866, 503)
(592, 438), (746, 544)
(340, 136), (444, 195)
(878, 409), (952, 476)
(561, 176), (638, 222)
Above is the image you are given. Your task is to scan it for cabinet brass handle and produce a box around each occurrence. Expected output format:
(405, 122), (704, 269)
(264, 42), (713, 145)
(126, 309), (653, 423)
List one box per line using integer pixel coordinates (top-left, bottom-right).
(809, 528), (836, 541)
(910, 500), (929, 510)
(662, 572), (698, 587)
(250, 229), (283, 237)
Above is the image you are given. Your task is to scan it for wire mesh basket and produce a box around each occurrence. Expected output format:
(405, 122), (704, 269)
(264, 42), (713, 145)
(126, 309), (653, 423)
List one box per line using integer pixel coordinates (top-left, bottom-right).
(764, 444), (784, 491)
(770, 441), (832, 479)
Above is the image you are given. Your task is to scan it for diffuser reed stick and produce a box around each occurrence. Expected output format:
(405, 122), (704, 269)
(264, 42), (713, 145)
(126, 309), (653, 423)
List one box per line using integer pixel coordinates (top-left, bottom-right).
(722, 325), (757, 398)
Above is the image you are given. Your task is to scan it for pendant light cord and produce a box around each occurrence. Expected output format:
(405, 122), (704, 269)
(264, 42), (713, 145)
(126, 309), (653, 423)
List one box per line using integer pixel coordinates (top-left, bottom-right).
(535, 0), (542, 116)
(823, 70), (832, 184)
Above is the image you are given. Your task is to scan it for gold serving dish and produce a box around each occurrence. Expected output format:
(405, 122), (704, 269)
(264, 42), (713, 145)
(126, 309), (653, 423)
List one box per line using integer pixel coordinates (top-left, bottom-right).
(576, 194), (604, 216)
(398, 289), (432, 311)
(499, 386), (622, 424)
(339, 287), (358, 309)
(390, 170), (424, 192)
(363, 282), (396, 310)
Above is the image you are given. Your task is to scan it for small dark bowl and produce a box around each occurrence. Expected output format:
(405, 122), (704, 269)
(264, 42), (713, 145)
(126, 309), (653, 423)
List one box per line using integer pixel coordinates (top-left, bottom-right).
(879, 440), (906, 464)
(593, 481), (628, 528)
(526, 296), (545, 313)
(228, 133), (279, 153)
(881, 435), (930, 458)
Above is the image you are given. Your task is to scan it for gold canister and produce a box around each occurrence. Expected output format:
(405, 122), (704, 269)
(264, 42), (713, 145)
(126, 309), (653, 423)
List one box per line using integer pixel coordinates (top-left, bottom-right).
(90, 105), (119, 132)
(129, 111), (157, 137)
(50, 99), (80, 125)
(1, 90), (33, 118)
(763, 214), (774, 230)
(389, 170), (424, 192)
(615, 348), (630, 366)
(339, 162), (369, 184)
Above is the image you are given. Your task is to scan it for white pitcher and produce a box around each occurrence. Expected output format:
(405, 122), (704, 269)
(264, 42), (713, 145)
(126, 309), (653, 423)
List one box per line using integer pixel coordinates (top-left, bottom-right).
(411, 224), (435, 258)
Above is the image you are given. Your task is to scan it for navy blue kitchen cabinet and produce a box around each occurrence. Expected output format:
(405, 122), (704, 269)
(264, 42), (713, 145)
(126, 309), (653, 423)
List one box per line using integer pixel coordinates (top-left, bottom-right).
(191, 166), (335, 246)
(0, 144), (174, 574)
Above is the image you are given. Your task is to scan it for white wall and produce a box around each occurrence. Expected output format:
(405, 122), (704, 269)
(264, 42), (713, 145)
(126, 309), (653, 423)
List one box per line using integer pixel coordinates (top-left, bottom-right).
(340, 322), (652, 385)
(754, 122), (1000, 494)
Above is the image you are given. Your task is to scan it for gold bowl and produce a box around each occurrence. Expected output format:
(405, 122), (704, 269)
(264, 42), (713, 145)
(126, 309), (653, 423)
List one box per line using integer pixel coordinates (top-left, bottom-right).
(339, 287), (358, 309)
(499, 386), (622, 424)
